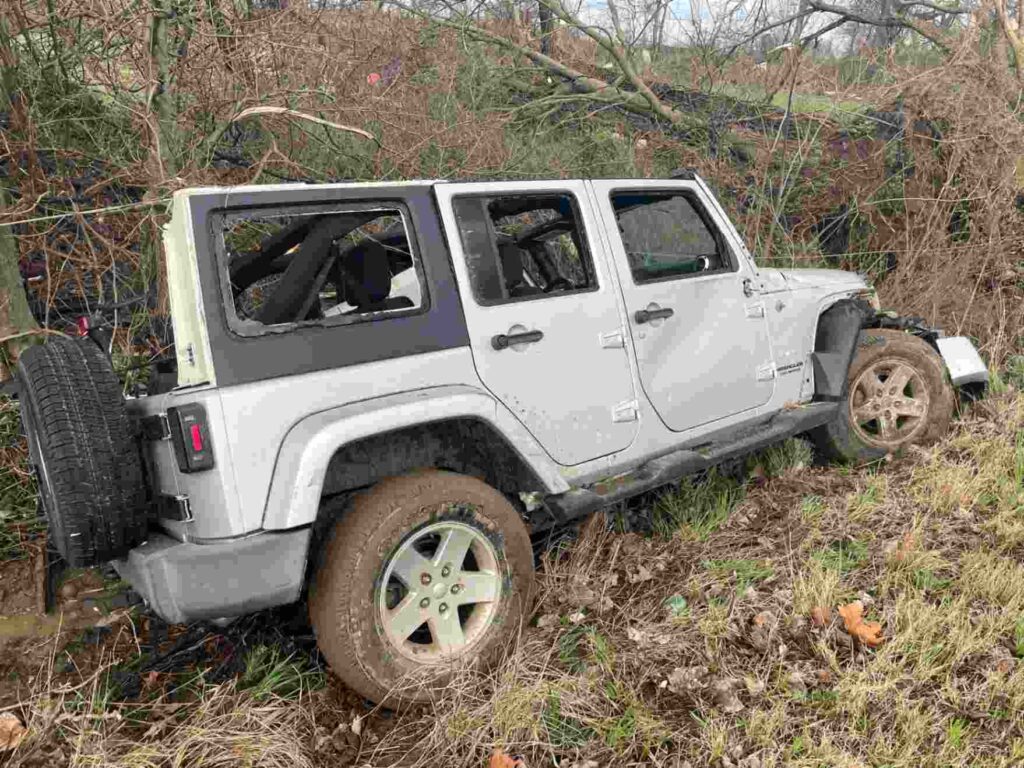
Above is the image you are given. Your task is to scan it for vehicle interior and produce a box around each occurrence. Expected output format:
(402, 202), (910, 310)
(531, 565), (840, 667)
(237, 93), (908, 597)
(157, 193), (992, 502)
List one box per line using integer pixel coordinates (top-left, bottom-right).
(222, 211), (420, 327)
(454, 194), (593, 301)
(610, 192), (725, 280)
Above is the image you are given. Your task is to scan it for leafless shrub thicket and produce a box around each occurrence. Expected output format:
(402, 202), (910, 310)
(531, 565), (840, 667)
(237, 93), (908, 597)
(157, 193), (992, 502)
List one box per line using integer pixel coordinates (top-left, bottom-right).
(1, 0), (1022, 366)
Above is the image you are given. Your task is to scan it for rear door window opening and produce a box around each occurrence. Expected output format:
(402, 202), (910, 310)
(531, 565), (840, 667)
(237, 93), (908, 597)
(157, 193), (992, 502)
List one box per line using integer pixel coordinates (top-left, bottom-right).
(451, 193), (597, 305)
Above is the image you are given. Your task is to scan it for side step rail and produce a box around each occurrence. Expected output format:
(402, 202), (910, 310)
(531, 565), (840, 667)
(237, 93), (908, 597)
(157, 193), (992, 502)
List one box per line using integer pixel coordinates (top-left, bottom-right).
(542, 401), (839, 526)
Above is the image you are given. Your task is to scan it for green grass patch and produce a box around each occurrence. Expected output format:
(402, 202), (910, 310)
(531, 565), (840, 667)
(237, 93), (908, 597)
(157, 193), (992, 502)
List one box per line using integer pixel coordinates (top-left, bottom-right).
(543, 692), (594, 749)
(703, 558), (774, 592)
(754, 438), (813, 478)
(712, 83), (865, 113)
(237, 645), (324, 701)
(652, 469), (745, 539)
(801, 494), (827, 524)
(847, 475), (887, 522)
(813, 539), (869, 574)
(557, 624), (613, 674)
(912, 569), (952, 592)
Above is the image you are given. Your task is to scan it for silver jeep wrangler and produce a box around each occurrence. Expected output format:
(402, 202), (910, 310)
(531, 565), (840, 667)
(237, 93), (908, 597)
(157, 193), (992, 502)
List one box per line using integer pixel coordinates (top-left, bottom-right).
(16, 173), (988, 703)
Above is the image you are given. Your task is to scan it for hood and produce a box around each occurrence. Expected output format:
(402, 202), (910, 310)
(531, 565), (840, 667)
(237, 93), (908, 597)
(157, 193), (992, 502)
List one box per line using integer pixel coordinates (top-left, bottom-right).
(778, 268), (868, 291)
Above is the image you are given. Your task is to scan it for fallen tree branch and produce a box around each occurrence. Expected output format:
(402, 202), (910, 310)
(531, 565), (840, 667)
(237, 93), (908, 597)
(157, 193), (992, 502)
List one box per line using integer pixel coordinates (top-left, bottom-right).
(386, 1), (704, 133)
(231, 106), (376, 141)
(538, 0), (684, 127)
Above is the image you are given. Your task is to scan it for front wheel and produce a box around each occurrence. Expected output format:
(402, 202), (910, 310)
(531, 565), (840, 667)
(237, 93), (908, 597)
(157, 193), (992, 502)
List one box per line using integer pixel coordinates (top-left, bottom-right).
(308, 470), (534, 705)
(810, 328), (955, 463)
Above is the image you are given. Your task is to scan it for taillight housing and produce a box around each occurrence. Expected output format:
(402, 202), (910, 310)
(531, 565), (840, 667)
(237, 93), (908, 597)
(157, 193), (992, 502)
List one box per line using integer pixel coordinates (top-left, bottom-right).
(167, 403), (215, 472)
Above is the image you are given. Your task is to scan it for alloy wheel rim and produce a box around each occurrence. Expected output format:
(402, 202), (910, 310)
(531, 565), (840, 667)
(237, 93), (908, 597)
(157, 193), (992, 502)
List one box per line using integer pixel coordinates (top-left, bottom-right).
(849, 357), (930, 449)
(377, 520), (502, 662)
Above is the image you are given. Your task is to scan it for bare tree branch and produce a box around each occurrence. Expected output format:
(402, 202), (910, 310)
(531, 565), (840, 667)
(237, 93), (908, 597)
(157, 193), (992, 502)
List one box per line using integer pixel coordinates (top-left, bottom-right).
(893, 0), (969, 14)
(725, 8), (816, 56)
(386, 0), (703, 131)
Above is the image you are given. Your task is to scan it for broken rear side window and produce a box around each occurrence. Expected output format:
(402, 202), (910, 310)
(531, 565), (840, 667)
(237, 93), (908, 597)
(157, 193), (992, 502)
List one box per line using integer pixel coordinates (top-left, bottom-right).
(215, 206), (424, 335)
(610, 192), (732, 283)
(452, 193), (597, 305)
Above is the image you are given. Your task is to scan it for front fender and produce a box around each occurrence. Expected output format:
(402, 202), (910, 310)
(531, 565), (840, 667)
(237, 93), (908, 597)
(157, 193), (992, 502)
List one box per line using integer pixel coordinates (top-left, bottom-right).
(260, 385), (569, 530)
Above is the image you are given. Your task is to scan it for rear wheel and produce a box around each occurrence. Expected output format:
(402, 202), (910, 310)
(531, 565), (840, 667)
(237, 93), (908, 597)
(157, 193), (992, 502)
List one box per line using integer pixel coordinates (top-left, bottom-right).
(810, 328), (954, 462)
(16, 336), (148, 567)
(308, 470), (534, 705)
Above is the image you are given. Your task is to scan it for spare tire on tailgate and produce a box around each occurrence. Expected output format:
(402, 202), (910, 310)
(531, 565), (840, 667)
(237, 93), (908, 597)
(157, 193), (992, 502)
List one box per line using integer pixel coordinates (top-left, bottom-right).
(16, 336), (148, 567)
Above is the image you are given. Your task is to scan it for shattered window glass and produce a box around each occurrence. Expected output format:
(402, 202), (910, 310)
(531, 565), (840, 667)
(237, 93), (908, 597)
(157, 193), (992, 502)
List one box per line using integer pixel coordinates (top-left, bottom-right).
(610, 192), (731, 282)
(452, 193), (597, 304)
(216, 206), (423, 334)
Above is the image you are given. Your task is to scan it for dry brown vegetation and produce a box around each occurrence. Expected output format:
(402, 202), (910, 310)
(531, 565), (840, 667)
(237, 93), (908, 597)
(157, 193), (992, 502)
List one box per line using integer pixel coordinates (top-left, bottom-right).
(1, 386), (1022, 767)
(2, 3), (1023, 363)
(3, 3), (1024, 766)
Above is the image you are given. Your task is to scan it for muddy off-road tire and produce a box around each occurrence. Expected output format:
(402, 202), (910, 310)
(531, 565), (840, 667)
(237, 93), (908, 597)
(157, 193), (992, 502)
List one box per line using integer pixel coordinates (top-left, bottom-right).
(810, 328), (954, 463)
(16, 336), (148, 567)
(309, 470), (534, 705)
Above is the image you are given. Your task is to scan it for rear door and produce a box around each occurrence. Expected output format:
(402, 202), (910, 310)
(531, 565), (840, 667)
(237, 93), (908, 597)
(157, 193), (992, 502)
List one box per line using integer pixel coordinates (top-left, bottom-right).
(589, 180), (775, 433)
(435, 182), (638, 466)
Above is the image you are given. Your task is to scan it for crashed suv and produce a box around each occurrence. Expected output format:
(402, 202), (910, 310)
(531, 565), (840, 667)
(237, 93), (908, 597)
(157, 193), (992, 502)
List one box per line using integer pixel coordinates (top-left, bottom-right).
(15, 174), (989, 703)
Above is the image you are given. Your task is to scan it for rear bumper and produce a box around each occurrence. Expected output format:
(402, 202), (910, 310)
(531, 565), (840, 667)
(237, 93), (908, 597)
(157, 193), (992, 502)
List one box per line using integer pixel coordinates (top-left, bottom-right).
(935, 336), (989, 389)
(113, 527), (311, 624)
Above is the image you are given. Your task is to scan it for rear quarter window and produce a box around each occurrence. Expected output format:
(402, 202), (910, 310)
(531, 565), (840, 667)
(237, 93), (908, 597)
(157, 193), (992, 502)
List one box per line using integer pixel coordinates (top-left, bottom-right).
(213, 204), (427, 336)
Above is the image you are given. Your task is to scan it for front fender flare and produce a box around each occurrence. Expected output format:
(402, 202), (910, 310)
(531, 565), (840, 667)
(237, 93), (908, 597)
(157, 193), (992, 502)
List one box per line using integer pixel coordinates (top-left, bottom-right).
(260, 385), (569, 530)
(810, 296), (876, 401)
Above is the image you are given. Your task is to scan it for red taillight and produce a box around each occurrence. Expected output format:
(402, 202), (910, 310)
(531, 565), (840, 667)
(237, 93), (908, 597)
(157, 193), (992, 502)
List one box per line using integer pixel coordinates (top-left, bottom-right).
(190, 424), (203, 452)
(75, 316), (91, 337)
(167, 404), (214, 473)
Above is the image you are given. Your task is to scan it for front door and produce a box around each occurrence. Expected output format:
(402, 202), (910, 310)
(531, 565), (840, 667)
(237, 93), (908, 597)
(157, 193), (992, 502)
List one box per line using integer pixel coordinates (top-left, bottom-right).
(589, 180), (775, 433)
(435, 182), (638, 466)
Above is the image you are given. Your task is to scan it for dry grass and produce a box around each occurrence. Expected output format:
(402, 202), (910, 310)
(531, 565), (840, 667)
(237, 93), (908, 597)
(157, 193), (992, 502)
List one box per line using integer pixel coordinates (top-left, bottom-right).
(4, 389), (1022, 767)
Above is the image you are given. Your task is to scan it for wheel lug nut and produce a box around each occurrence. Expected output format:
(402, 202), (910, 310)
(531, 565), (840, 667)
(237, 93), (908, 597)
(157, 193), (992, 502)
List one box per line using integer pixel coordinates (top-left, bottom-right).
(420, 573), (432, 585)
(451, 584), (461, 594)
(439, 603), (448, 614)
(419, 597), (430, 608)
(441, 566), (451, 578)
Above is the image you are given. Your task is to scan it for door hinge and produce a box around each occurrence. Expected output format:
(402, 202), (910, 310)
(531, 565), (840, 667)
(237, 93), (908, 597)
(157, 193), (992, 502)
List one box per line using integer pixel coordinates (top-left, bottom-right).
(600, 330), (625, 348)
(157, 493), (193, 523)
(140, 413), (171, 441)
(612, 400), (639, 422)
(756, 362), (777, 382)
(745, 302), (766, 319)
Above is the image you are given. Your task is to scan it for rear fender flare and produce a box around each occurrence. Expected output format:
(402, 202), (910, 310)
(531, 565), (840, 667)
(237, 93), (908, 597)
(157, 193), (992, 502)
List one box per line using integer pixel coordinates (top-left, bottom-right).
(260, 385), (569, 530)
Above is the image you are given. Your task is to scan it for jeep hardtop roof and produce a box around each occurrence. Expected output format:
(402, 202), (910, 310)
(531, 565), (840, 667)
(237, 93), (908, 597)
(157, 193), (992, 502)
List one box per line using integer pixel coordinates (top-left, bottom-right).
(169, 172), (703, 201)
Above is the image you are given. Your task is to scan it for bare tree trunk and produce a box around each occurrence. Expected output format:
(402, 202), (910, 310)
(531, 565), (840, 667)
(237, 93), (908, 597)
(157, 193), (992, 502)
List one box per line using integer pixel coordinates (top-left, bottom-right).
(793, 0), (810, 38)
(653, 0), (669, 52)
(0, 189), (38, 379)
(146, 0), (179, 315)
(606, 0), (626, 44)
(538, 0), (554, 54)
(0, 16), (40, 378)
(147, 0), (178, 182)
(994, 0), (1024, 79)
